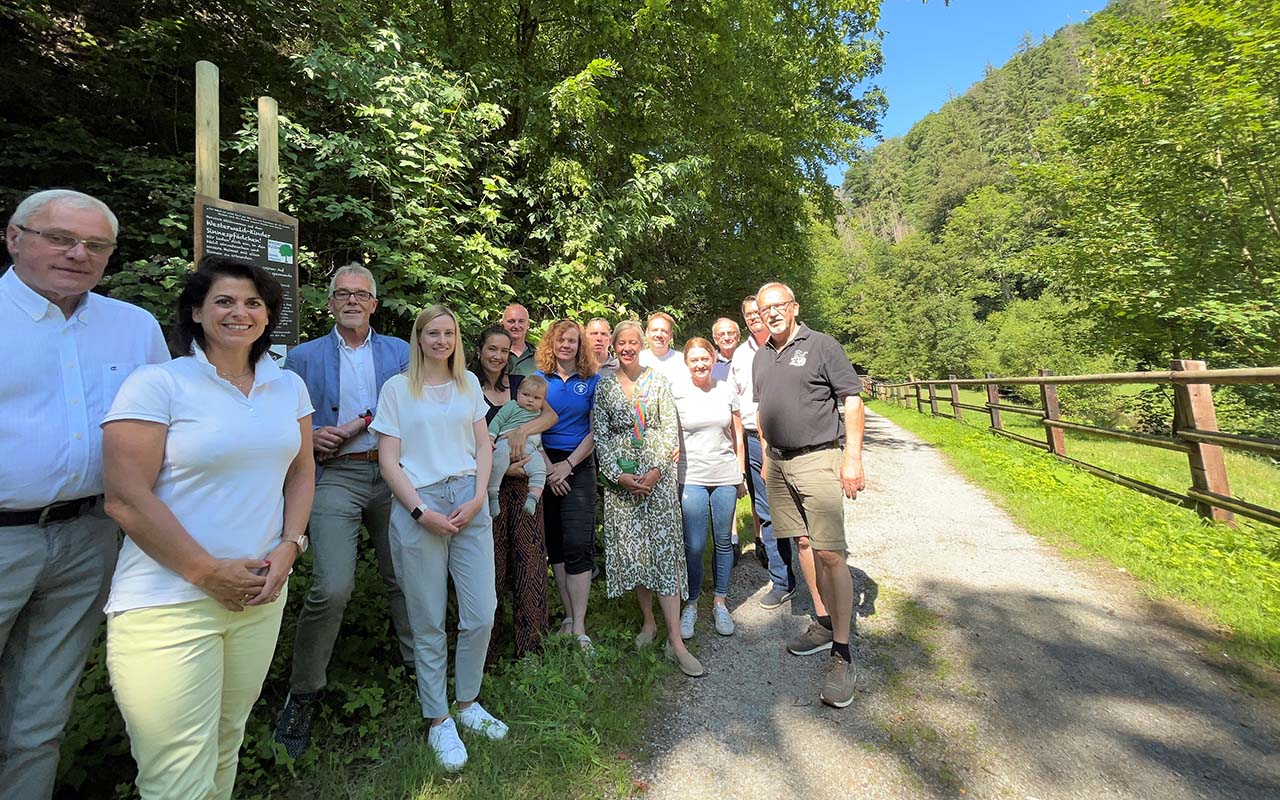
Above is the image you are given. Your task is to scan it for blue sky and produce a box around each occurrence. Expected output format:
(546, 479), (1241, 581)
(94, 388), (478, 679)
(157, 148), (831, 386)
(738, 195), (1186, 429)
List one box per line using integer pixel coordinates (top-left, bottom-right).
(825, 0), (1098, 183)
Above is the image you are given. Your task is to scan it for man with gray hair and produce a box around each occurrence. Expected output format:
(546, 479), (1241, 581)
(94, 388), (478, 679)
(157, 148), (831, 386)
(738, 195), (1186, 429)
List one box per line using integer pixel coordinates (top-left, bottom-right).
(273, 262), (416, 757)
(1, 189), (168, 798)
(753, 280), (866, 709)
(710, 317), (739, 382)
(585, 317), (618, 374)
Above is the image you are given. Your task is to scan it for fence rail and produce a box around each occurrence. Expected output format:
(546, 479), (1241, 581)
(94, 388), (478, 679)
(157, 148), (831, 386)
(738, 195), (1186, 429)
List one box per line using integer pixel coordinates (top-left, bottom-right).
(867, 361), (1280, 529)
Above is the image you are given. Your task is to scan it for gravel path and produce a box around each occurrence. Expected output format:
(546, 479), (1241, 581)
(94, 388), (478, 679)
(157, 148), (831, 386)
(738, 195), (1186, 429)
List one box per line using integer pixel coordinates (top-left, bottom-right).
(637, 411), (1280, 799)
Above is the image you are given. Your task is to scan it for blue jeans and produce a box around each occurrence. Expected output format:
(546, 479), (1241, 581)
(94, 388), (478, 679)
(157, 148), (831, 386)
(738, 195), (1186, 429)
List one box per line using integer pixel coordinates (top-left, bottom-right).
(746, 432), (794, 592)
(680, 484), (738, 602)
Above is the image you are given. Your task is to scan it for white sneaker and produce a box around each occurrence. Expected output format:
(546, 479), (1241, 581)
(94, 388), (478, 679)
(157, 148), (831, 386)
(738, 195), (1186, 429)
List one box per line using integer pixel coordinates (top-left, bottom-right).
(713, 603), (735, 636)
(427, 717), (468, 771)
(456, 702), (509, 740)
(680, 603), (698, 640)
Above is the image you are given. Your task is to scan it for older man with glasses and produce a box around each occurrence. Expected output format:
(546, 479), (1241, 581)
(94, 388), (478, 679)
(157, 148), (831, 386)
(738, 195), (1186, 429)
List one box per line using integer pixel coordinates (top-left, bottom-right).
(710, 317), (740, 382)
(1, 189), (169, 799)
(752, 281), (866, 709)
(273, 262), (416, 757)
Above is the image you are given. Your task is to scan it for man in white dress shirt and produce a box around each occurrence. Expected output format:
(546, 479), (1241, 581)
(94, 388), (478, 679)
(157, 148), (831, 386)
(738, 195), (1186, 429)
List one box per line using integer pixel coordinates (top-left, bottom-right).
(729, 294), (795, 608)
(0, 189), (168, 799)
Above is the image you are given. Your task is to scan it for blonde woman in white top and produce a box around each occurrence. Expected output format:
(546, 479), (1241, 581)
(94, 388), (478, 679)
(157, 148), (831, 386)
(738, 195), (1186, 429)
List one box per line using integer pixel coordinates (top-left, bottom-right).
(371, 304), (502, 772)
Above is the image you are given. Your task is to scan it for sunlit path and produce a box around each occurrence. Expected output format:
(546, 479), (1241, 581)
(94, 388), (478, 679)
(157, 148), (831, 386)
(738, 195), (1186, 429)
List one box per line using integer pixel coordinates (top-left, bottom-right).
(639, 411), (1280, 800)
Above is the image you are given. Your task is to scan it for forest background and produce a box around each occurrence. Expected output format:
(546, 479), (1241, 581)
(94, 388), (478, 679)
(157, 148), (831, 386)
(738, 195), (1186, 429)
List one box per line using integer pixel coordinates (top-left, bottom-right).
(4, 0), (1276, 430)
(2, 0), (1278, 796)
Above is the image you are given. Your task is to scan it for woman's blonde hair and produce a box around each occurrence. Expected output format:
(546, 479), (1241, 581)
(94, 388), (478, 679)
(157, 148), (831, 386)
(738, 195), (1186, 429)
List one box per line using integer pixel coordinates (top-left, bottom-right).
(535, 319), (597, 377)
(611, 319), (644, 346)
(407, 304), (470, 398)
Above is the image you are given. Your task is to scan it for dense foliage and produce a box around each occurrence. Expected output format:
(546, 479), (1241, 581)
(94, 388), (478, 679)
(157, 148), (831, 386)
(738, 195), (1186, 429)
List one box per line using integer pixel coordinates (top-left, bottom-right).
(1, 0), (886, 339)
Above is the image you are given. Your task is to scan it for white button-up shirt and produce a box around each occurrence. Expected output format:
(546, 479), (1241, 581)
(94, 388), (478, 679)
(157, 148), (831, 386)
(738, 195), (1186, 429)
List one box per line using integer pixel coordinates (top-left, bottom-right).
(335, 327), (378, 455)
(0, 268), (168, 508)
(729, 336), (762, 431)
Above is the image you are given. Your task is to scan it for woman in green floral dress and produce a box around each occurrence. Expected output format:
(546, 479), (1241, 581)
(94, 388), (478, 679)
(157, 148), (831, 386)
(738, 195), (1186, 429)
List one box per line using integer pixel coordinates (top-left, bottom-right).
(592, 320), (704, 677)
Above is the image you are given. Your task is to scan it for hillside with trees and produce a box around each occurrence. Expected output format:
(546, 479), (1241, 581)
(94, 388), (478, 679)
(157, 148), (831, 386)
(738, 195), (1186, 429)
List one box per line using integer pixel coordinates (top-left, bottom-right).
(827, 0), (1278, 432)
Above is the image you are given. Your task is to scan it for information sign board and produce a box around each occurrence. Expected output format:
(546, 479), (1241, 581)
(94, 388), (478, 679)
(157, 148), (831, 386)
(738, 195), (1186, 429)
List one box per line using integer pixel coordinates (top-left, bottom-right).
(193, 195), (300, 346)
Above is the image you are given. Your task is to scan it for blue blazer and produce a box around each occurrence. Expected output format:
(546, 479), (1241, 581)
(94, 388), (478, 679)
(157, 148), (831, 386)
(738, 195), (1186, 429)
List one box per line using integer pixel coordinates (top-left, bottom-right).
(284, 326), (410, 444)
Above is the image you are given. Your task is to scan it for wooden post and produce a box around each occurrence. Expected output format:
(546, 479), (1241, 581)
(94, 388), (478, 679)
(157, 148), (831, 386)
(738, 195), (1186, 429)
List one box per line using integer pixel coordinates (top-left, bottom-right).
(1039, 368), (1066, 455)
(195, 61), (220, 199)
(257, 96), (279, 210)
(928, 382), (940, 416)
(1171, 359), (1234, 523)
(914, 383), (924, 414)
(986, 373), (1003, 431)
(949, 374), (963, 421)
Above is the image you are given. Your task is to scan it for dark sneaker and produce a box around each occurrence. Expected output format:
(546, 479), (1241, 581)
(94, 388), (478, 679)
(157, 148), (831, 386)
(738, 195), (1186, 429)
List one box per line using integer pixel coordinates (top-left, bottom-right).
(786, 621), (833, 656)
(273, 691), (321, 758)
(759, 586), (796, 610)
(820, 655), (857, 708)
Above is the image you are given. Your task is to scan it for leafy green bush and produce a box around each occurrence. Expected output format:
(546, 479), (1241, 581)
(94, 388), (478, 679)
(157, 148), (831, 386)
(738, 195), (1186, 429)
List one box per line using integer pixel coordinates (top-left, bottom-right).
(970, 294), (1124, 425)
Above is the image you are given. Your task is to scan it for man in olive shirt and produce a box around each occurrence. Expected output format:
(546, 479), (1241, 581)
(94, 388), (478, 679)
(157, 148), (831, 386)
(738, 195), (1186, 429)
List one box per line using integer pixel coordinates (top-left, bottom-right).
(752, 281), (865, 709)
(503, 303), (537, 376)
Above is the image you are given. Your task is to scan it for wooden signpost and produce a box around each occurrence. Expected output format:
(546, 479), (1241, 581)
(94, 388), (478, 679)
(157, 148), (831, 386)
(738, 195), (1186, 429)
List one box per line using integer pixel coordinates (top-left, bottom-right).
(192, 60), (299, 351)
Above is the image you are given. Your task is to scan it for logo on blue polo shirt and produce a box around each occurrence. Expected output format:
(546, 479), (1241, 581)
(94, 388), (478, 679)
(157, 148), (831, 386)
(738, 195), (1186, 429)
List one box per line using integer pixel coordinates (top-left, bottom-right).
(573, 381), (589, 395)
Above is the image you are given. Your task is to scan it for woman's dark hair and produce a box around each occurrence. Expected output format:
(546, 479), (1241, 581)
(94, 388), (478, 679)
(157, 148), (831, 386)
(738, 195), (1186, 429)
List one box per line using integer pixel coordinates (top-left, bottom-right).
(467, 325), (513, 391)
(174, 255), (283, 365)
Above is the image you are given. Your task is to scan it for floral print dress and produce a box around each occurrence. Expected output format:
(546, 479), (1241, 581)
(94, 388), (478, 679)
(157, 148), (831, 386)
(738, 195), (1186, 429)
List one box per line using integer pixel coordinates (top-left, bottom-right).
(592, 369), (688, 600)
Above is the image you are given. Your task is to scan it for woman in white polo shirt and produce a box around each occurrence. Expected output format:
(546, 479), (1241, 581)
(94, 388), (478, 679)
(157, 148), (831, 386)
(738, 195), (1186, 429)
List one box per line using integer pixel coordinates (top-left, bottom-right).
(371, 303), (503, 773)
(675, 337), (746, 641)
(101, 256), (315, 800)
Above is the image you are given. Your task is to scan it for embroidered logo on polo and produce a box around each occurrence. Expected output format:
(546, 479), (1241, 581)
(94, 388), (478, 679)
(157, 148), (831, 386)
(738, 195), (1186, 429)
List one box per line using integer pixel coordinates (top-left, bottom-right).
(573, 381), (589, 395)
(789, 350), (809, 367)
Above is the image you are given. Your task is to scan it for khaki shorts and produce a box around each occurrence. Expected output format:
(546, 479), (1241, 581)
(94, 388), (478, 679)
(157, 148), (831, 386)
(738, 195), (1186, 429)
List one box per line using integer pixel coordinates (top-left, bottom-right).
(765, 446), (848, 552)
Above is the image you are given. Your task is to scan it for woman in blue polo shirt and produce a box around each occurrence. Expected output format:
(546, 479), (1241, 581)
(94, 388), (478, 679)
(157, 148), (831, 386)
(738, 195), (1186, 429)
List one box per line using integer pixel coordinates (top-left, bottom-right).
(534, 319), (600, 650)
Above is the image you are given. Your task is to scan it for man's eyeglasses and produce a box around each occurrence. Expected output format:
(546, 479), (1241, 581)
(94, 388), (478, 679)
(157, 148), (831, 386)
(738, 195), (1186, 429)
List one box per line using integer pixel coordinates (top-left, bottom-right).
(16, 225), (116, 256)
(758, 301), (794, 317)
(331, 289), (375, 303)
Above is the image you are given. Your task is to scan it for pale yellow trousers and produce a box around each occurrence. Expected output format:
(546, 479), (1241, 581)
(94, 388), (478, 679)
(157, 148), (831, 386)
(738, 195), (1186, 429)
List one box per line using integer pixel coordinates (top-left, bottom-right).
(106, 588), (286, 800)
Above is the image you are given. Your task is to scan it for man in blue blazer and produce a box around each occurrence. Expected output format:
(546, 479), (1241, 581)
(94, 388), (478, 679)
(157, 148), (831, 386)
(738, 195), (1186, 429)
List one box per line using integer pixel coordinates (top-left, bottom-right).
(273, 263), (415, 757)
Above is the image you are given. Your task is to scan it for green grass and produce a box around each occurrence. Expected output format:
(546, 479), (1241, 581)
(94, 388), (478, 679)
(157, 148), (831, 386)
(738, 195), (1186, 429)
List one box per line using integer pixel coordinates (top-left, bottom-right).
(281, 580), (671, 800)
(870, 399), (1280, 671)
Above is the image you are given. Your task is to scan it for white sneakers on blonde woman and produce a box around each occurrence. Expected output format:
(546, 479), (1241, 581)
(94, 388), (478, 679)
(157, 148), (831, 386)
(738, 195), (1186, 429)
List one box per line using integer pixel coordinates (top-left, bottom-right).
(456, 702), (508, 740)
(428, 718), (468, 772)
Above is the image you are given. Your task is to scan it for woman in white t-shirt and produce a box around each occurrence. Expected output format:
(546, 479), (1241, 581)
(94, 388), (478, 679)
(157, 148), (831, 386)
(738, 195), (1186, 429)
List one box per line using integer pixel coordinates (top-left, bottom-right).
(371, 304), (502, 773)
(674, 337), (746, 641)
(101, 256), (315, 800)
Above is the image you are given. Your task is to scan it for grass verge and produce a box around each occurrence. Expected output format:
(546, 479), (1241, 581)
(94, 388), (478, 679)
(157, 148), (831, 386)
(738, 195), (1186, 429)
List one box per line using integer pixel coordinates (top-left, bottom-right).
(276, 577), (671, 800)
(870, 400), (1280, 671)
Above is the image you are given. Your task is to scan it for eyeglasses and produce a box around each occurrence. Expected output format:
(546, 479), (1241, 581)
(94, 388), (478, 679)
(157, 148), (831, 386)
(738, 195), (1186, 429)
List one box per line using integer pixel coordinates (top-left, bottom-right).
(16, 225), (116, 256)
(331, 289), (375, 303)
(758, 301), (795, 317)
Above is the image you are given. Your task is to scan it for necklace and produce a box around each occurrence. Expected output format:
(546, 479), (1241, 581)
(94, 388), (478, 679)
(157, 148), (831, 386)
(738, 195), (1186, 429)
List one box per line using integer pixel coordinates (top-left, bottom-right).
(217, 368), (255, 392)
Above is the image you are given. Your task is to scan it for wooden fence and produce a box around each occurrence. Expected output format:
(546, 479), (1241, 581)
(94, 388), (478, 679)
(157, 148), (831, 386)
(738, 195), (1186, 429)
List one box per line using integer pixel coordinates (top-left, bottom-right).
(867, 361), (1280, 529)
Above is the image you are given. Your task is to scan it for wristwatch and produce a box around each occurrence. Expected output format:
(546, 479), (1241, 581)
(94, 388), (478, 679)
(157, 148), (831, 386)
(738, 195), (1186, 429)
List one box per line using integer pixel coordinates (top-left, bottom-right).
(411, 504), (427, 520)
(283, 533), (309, 554)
